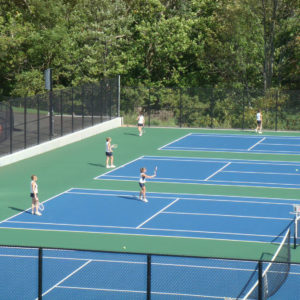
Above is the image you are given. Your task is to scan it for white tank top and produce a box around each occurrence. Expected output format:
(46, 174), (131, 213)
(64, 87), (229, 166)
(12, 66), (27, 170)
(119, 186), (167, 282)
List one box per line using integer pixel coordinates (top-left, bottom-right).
(256, 112), (261, 121)
(31, 180), (38, 193)
(138, 115), (144, 124)
(139, 173), (146, 183)
(106, 141), (111, 152)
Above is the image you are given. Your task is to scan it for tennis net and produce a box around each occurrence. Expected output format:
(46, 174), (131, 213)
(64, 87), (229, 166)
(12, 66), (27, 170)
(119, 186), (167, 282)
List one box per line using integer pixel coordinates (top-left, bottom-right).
(242, 228), (291, 300)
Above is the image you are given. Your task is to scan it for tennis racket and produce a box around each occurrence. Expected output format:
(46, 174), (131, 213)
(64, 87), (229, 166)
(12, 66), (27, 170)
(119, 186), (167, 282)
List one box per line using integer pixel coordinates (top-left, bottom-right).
(39, 203), (44, 212)
(154, 166), (158, 176)
(112, 144), (118, 149)
(142, 126), (146, 134)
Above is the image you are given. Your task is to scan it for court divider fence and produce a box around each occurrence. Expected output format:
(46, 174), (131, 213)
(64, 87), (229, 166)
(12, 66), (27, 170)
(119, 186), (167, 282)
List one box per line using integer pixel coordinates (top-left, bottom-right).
(0, 77), (120, 157)
(0, 231), (298, 300)
(121, 87), (300, 131)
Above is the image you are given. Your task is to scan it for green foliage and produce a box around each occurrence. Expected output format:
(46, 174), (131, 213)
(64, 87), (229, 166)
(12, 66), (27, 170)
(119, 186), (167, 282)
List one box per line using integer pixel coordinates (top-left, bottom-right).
(0, 0), (298, 132)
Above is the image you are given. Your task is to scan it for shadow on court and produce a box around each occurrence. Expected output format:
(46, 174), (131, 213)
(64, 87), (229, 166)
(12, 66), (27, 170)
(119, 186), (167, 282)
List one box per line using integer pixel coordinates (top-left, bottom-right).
(88, 162), (106, 167)
(123, 132), (139, 136)
(9, 207), (31, 214)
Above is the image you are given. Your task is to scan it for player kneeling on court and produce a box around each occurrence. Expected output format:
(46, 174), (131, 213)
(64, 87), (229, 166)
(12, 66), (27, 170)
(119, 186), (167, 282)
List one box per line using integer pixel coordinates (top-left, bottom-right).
(139, 167), (156, 203)
(30, 175), (41, 216)
(105, 137), (116, 168)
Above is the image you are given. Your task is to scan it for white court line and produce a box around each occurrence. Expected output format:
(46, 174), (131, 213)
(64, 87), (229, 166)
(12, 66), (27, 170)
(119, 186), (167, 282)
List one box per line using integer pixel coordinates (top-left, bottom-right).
(204, 162), (231, 181)
(38, 259), (92, 299)
(58, 286), (145, 294)
(161, 147), (300, 155)
(97, 177), (300, 189)
(181, 133), (300, 139)
(223, 170), (300, 176)
(158, 133), (192, 150)
(66, 190), (299, 206)
(0, 189), (72, 225)
(248, 137), (266, 151)
(136, 198), (180, 229)
(142, 155), (300, 165)
(1, 225), (281, 244)
(163, 211), (292, 221)
(68, 187), (300, 202)
(94, 155), (144, 180)
(263, 143), (300, 147)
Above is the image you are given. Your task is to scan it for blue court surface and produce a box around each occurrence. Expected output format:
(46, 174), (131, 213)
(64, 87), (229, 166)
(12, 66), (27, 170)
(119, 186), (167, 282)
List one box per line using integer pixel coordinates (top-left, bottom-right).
(159, 133), (300, 155)
(2, 246), (300, 300)
(1, 189), (299, 244)
(96, 156), (300, 189)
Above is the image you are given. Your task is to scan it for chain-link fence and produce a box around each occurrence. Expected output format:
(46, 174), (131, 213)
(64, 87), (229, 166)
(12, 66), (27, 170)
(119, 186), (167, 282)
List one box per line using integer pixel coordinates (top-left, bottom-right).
(0, 242), (298, 300)
(121, 87), (300, 131)
(0, 77), (120, 157)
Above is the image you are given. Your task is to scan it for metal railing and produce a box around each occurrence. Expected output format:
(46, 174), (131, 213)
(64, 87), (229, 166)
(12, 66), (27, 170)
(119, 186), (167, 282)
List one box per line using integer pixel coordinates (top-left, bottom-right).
(0, 77), (120, 157)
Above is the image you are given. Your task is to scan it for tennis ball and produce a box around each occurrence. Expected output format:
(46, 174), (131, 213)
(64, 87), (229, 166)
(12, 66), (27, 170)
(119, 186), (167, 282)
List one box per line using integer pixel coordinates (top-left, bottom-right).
(296, 169), (299, 172)
(123, 246), (126, 250)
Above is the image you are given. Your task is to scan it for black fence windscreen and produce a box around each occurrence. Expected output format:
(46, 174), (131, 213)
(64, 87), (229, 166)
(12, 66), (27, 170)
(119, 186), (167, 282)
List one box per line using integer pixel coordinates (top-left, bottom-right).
(121, 87), (300, 131)
(0, 77), (119, 157)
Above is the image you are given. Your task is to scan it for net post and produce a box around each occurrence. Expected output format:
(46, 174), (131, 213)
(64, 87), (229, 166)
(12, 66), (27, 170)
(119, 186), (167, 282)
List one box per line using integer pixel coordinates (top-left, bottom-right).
(38, 247), (43, 300)
(146, 254), (151, 300)
(258, 261), (263, 300)
(294, 217), (298, 249)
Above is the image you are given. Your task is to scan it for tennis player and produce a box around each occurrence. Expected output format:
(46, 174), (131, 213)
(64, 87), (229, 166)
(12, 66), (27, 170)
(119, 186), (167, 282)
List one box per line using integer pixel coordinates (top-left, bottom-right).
(105, 137), (115, 168)
(255, 110), (263, 134)
(137, 111), (145, 136)
(30, 175), (41, 216)
(139, 167), (156, 202)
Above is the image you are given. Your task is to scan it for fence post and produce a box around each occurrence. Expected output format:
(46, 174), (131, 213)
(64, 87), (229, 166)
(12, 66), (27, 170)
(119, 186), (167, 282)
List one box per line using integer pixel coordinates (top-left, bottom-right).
(60, 90), (63, 136)
(81, 86), (85, 129)
(147, 254), (151, 300)
(117, 75), (121, 117)
(275, 90), (278, 131)
(9, 101), (13, 154)
(242, 92), (245, 130)
(179, 88), (182, 128)
(37, 95), (40, 144)
(148, 87), (151, 127)
(49, 91), (53, 140)
(91, 85), (94, 126)
(24, 97), (27, 149)
(258, 261), (263, 300)
(38, 248), (43, 300)
(71, 87), (74, 133)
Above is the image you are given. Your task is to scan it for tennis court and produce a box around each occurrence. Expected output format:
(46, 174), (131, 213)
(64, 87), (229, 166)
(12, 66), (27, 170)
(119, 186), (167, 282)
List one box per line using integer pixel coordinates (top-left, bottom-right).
(1, 245), (300, 300)
(1, 127), (300, 299)
(96, 156), (300, 189)
(160, 133), (300, 155)
(1, 189), (299, 243)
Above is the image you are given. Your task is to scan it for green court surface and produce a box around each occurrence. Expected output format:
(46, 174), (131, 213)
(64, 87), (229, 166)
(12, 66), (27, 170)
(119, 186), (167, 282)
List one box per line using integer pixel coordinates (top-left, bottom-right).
(1, 126), (300, 262)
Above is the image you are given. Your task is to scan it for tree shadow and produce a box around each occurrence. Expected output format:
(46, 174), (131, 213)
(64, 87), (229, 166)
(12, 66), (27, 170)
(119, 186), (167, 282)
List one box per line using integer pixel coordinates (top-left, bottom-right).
(9, 207), (31, 214)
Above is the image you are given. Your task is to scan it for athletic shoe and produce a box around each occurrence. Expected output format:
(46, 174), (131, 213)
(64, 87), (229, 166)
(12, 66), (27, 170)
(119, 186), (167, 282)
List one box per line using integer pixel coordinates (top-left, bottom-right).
(143, 198), (148, 203)
(110, 165), (116, 168)
(106, 165), (110, 168)
(36, 211), (42, 216)
(259, 131), (262, 134)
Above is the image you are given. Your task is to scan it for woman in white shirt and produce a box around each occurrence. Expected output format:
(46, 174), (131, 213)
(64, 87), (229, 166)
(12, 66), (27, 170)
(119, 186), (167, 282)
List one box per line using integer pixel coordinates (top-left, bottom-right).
(30, 175), (41, 216)
(137, 112), (145, 136)
(139, 167), (156, 202)
(255, 110), (262, 134)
